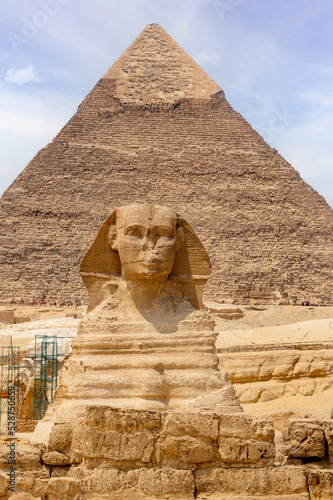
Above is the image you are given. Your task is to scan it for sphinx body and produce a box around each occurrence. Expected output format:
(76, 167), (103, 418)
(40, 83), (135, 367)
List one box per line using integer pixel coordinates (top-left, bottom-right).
(51, 205), (242, 416)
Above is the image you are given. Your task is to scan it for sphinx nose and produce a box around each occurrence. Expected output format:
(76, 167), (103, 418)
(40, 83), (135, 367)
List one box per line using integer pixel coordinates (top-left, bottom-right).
(142, 232), (157, 249)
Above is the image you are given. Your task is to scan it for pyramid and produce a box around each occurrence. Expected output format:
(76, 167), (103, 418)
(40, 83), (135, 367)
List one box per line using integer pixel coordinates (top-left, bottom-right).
(0, 24), (332, 304)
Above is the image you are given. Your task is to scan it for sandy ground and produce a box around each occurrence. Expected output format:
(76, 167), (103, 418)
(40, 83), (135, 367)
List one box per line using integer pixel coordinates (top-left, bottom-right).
(216, 317), (333, 348)
(213, 304), (333, 330)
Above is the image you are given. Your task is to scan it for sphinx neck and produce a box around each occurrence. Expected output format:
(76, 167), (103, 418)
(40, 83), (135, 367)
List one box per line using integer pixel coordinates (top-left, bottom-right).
(124, 277), (170, 309)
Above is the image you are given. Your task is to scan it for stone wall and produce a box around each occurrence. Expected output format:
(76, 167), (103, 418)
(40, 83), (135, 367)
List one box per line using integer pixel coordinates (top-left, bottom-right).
(1, 408), (333, 498)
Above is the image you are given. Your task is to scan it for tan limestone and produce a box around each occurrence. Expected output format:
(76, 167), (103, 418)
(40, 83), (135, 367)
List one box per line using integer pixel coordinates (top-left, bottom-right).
(283, 420), (326, 458)
(308, 470), (333, 499)
(194, 467), (309, 498)
(102, 24), (221, 104)
(8, 495), (41, 500)
(3, 407), (333, 498)
(47, 204), (242, 416)
(0, 470), (7, 498)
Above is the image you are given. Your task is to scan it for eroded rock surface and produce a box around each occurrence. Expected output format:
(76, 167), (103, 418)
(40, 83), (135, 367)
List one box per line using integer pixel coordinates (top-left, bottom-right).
(45, 204), (242, 417)
(3, 409), (333, 499)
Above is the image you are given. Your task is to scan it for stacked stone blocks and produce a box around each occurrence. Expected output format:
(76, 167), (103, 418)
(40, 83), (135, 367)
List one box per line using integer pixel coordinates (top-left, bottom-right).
(2, 409), (333, 498)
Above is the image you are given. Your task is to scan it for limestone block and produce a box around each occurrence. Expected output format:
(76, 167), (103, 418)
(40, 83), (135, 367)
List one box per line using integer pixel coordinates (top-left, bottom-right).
(194, 466), (308, 496)
(0, 310), (14, 324)
(138, 468), (195, 497)
(48, 419), (83, 464)
(0, 470), (7, 497)
(86, 406), (161, 432)
(283, 420), (325, 458)
(309, 359), (329, 377)
(293, 359), (311, 378)
(84, 428), (155, 462)
(218, 438), (275, 466)
(42, 451), (71, 466)
(8, 494), (41, 500)
(30, 421), (54, 446)
(46, 477), (83, 500)
(48, 422), (73, 454)
(76, 467), (194, 498)
(162, 412), (219, 440)
(156, 435), (215, 467)
(259, 384), (286, 402)
(77, 467), (140, 494)
(286, 419), (333, 463)
(218, 414), (275, 466)
(34, 478), (49, 497)
(236, 385), (262, 403)
(0, 442), (42, 470)
(298, 378), (317, 396)
(271, 353), (301, 379)
(308, 469), (333, 499)
(323, 421), (333, 463)
(15, 474), (35, 491)
(51, 467), (71, 478)
(219, 413), (275, 441)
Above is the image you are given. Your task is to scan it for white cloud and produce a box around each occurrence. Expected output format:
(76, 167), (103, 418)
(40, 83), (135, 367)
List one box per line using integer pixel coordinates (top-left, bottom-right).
(5, 65), (39, 85)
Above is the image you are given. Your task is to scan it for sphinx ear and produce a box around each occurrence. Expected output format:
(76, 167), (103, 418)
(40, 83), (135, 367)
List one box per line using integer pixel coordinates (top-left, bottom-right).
(175, 227), (185, 251)
(108, 225), (118, 251)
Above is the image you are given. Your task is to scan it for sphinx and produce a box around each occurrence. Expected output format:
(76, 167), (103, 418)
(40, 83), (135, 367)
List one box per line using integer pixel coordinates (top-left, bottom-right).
(51, 204), (242, 416)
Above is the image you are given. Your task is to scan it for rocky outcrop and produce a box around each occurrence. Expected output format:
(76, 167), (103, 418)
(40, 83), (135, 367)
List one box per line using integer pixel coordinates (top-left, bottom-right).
(219, 348), (333, 404)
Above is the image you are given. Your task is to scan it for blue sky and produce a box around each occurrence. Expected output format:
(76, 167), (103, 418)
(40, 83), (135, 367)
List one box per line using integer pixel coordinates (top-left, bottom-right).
(0, 0), (332, 207)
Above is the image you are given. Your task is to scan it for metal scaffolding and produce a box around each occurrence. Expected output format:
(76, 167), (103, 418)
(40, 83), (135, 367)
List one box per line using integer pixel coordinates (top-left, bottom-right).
(0, 334), (73, 433)
(24, 335), (58, 421)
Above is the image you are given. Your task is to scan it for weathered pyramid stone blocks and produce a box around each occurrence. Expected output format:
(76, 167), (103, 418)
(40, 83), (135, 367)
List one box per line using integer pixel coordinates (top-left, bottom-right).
(0, 23), (332, 305)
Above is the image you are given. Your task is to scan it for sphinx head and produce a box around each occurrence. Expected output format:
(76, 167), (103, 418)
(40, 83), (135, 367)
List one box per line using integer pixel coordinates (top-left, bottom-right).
(107, 204), (184, 282)
(80, 204), (210, 310)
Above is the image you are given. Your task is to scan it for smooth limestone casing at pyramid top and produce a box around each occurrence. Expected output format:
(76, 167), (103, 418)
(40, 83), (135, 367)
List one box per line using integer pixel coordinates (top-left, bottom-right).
(0, 24), (332, 304)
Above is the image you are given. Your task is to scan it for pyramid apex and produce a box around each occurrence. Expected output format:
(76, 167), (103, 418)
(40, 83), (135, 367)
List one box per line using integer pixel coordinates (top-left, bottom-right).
(102, 24), (221, 104)
(136, 23), (171, 34)
(144, 23), (162, 27)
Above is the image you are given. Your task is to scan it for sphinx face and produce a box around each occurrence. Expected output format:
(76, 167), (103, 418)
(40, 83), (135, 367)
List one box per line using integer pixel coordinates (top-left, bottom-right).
(110, 205), (183, 281)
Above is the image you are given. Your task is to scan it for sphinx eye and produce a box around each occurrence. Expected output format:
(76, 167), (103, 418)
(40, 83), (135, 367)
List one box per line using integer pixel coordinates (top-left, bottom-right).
(158, 228), (174, 238)
(125, 226), (144, 237)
